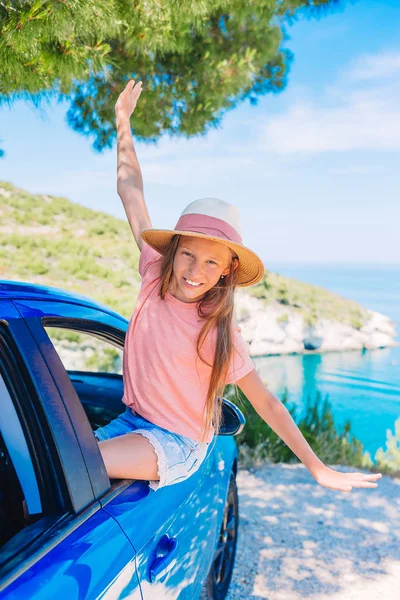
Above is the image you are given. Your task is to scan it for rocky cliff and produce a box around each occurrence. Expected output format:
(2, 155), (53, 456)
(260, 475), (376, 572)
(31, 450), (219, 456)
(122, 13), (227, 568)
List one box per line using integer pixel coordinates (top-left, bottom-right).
(234, 289), (397, 356)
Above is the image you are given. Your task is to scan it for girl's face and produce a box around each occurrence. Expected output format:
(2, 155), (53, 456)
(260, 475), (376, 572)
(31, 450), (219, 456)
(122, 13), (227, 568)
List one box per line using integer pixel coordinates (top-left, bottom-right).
(169, 236), (237, 303)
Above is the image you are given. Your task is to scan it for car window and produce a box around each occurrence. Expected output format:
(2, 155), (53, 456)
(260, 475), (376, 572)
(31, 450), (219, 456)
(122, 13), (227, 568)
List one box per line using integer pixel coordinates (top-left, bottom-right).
(0, 374), (40, 549)
(0, 374), (41, 518)
(44, 327), (123, 375)
(0, 333), (63, 558)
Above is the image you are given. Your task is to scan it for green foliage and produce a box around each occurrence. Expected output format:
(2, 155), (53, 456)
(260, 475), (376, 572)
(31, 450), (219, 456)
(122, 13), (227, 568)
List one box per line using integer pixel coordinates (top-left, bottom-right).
(350, 309), (365, 330)
(277, 281), (290, 305)
(1, 0), (337, 152)
(373, 418), (400, 475)
(0, 181), (141, 319)
(47, 328), (84, 344)
(304, 311), (318, 327)
(45, 326), (123, 373)
(225, 384), (372, 470)
(84, 347), (121, 373)
(277, 312), (289, 325)
(0, 0), (117, 96)
(247, 275), (272, 300)
(248, 286), (268, 300)
(30, 259), (49, 275)
(249, 268), (370, 328)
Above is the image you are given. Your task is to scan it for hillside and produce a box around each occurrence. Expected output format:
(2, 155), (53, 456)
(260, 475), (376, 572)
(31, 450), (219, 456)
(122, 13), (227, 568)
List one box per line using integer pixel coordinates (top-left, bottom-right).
(0, 181), (396, 356)
(0, 180), (141, 319)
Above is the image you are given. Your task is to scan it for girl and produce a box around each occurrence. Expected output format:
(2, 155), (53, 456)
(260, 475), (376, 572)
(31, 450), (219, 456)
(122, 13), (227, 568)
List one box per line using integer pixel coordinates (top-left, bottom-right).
(94, 79), (382, 494)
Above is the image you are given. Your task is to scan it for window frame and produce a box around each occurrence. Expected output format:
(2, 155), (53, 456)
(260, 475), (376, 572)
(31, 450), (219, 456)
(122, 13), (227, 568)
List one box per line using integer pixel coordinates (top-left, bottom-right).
(0, 325), (62, 521)
(44, 317), (125, 376)
(14, 299), (129, 503)
(0, 300), (102, 586)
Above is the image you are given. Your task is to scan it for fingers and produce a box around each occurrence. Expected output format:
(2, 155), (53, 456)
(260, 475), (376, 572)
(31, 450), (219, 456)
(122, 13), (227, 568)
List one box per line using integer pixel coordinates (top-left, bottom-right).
(343, 472), (382, 490)
(353, 481), (378, 488)
(338, 483), (375, 493)
(130, 80), (143, 92)
(133, 82), (143, 98)
(326, 471), (383, 492)
(124, 79), (143, 95)
(125, 79), (135, 93)
(343, 472), (382, 480)
(351, 472), (382, 481)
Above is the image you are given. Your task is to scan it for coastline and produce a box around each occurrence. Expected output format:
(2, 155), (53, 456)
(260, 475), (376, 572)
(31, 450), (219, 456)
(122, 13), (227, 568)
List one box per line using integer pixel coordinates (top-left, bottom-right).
(235, 289), (398, 358)
(249, 339), (400, 359)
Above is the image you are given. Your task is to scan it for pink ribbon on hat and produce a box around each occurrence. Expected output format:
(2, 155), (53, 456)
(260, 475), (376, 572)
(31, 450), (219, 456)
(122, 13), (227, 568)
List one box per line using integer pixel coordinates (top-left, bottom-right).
(174, 213), (243, 244)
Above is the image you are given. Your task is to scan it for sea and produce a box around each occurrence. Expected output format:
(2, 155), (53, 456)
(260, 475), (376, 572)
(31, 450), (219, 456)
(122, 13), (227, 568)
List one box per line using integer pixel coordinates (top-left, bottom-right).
(251, 263), (400, 459)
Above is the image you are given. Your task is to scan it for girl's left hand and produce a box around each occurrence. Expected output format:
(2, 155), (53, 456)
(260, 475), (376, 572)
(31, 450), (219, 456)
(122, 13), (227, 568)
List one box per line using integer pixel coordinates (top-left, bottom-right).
(313, 465), (382, 492)
(115, 79), (143, 120)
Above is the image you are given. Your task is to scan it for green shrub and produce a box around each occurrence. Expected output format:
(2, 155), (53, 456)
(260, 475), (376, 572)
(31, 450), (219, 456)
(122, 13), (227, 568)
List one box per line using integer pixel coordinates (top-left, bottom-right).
(225, 384), (372, 470)
(277, 312), (289, 325)
(90, 225), (106, 236)
(248, 286), (268, 300)
(277, 282), (290, 305)
(350, 309), (365, 330)
(84, 347), (122, 373)
(304, 311), (317, 327)
(30, 260), (49, 275)
(373, 418), (400, 475)
(45, 328), (84, 344)
(247, 275), (273, 301)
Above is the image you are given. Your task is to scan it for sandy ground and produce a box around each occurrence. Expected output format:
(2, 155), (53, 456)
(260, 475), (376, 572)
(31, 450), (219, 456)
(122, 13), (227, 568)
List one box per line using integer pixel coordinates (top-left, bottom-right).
(227, 463), (400, 600)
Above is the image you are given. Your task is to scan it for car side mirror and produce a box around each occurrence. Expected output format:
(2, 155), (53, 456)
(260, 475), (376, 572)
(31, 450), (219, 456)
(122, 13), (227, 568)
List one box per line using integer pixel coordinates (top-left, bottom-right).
(218, 397), (246, 436)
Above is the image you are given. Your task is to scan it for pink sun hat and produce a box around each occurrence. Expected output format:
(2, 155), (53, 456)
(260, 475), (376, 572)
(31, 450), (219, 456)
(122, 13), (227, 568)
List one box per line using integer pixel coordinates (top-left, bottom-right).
(141, 198), (265, 287)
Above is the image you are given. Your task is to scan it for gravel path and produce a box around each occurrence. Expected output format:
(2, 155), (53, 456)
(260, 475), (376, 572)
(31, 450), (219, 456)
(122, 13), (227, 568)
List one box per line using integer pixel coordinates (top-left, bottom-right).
(227, 463), (400, 600)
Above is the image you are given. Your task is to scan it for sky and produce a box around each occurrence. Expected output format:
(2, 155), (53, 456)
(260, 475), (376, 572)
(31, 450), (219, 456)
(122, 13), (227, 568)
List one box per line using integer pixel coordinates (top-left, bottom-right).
(1, 0), (399, 265)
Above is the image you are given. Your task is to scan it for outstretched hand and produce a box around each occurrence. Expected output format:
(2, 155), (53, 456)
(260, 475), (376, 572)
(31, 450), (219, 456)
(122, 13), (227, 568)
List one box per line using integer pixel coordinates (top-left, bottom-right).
(313, 465), (382, 492)
(115, 79), (143, 120)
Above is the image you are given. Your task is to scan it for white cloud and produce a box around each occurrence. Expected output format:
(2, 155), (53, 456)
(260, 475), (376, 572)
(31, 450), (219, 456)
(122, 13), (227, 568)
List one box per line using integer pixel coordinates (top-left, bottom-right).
(137, 125), (284, 185)
(260, 51), (400, 154)
(327, 165), (380, 175)
(141, 155), (274, 186)
(348, 51), (400, 81)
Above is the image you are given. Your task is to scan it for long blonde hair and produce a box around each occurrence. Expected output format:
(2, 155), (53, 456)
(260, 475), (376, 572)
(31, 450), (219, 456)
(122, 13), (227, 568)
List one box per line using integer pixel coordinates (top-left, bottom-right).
(158, 234), (240, 442)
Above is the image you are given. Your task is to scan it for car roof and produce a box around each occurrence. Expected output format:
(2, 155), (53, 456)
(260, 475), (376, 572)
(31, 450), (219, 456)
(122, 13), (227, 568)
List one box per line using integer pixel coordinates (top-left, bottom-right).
(0, 279), (128, 323)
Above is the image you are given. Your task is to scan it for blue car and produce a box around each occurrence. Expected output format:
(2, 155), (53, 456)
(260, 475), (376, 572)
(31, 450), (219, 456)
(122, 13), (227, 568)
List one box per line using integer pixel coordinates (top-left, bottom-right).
(0, 281), (245, 600)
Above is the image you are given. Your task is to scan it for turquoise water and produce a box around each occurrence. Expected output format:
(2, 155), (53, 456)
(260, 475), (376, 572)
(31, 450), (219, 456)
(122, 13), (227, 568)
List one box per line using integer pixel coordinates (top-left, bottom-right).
(252, 263), (400, 459)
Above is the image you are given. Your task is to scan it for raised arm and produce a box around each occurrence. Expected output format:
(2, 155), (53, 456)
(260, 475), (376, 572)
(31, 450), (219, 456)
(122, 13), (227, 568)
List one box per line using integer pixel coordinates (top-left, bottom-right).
(115, 79), (152, 252)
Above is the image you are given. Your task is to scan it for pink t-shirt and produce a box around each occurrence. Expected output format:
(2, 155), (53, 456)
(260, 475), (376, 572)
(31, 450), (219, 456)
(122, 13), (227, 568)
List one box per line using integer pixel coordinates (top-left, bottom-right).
(121, 242), (255, 443)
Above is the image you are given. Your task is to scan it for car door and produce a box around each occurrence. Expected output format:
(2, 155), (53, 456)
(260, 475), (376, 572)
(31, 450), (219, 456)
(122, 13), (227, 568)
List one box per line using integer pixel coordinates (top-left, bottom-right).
(16, 298), (223, 599)
(103, 438), (220, 600)
(0, 300), (141, 599)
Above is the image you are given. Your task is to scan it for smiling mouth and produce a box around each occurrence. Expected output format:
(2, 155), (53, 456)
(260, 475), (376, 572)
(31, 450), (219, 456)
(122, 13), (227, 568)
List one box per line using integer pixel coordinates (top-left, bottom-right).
(183, 277), (204, 288)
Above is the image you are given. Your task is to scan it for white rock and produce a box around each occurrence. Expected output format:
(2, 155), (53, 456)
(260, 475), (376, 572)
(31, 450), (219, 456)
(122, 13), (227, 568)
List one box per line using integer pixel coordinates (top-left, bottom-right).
(234, 288), (397, 357)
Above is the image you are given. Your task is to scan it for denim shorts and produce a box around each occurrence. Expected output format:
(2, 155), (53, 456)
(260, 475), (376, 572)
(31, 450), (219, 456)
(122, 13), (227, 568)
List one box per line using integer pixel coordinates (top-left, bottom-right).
(94, 406), (210, 492)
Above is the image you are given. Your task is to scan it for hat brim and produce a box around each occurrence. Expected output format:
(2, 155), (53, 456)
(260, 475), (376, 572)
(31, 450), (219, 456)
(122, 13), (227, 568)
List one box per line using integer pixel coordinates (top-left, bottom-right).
(141, 228), (265, 287)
